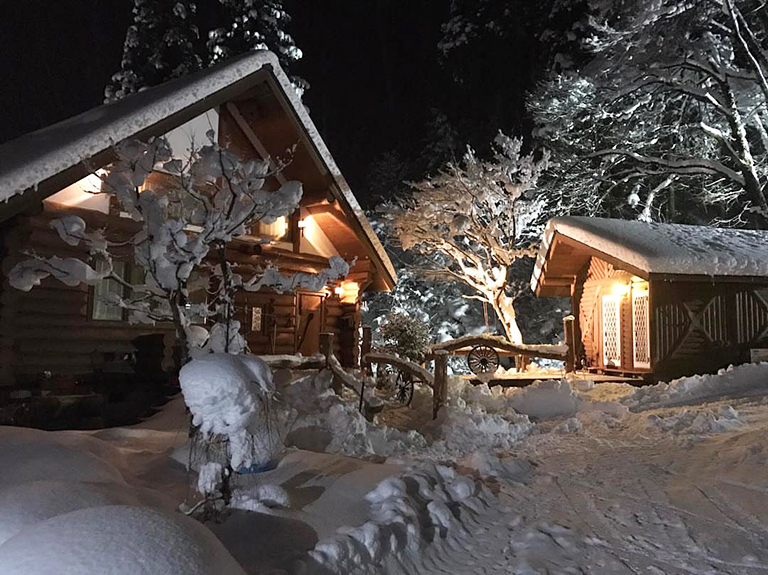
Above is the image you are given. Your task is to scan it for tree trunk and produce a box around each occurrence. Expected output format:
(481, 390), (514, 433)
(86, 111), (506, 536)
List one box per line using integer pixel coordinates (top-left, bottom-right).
(492, 290), (523, 344)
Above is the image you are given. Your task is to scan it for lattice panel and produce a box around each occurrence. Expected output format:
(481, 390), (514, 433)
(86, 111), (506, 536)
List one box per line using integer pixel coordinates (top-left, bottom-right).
(602, 296), (622, 367)
(632, 293), (650, 368)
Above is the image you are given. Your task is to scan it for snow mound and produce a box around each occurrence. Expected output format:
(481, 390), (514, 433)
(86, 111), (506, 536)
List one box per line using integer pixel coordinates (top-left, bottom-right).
(644, 405), (743, 436)
(231, 484), (291, 513)
(302, 464), (497, 574)
(283, 371), (428, 458)
(0, 480), (148, 546)
(428, 405), (533, 452)
(0, 505), (247, 575)
(624, 362), (768, 411)
(0, 427), (126, 486)
(180, 354), (281, 469)
(450, 378), (627, 421)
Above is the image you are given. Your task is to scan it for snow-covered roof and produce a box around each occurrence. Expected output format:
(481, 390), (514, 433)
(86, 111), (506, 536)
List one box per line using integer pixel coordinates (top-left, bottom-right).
(0, 50), (396, 288)
(0, 52), (277, 205)
(532, 216), (768, 293)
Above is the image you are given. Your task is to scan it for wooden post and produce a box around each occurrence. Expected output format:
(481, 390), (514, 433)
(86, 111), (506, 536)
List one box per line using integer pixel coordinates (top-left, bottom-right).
(361, 325), (372, 373)
(433, 350), (449, 420)
(320, 332), (342, 394)
(563, 315), (576, 373)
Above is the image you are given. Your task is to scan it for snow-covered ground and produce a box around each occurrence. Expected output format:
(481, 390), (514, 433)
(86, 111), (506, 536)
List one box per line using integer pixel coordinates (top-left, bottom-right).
(2, 362), (768, 573)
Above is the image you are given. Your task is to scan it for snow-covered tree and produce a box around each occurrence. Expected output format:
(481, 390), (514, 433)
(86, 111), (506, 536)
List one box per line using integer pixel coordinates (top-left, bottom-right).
(389, 132), (549, 344)
(106, 0), (306, 103)
(530, 0), (768, 227)
(9, 135), (350, 365)
(105, 0), (203, 102)
(208, 0), (307, 96)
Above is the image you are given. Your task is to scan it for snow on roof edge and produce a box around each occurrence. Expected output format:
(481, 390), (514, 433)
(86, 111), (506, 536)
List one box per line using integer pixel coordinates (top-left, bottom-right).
(532, 216), (768, 294)
(0, 51), (279, 205)
(264, 60), (398, 287)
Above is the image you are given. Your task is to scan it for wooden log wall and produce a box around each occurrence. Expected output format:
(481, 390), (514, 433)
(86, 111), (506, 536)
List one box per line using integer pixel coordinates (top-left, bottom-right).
(0, 207), (174, 392)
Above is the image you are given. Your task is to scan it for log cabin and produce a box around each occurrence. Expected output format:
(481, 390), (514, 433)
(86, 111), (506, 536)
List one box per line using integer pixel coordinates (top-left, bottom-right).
(0, 51), (396, 422)
(532, 216), (768, 381)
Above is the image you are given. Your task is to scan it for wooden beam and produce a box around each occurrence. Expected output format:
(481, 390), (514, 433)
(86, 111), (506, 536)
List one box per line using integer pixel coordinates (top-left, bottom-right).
(225, 102), (287, 185)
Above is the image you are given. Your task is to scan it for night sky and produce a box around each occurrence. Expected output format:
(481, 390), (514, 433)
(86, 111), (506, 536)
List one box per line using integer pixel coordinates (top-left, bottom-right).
(0, 1), (523, 206)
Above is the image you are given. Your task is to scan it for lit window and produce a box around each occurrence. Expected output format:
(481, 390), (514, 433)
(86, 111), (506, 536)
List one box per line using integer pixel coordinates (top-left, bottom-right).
(250, 306), (263, 333)
(91, 261), (126, 321)
(256, 216), (291, 240)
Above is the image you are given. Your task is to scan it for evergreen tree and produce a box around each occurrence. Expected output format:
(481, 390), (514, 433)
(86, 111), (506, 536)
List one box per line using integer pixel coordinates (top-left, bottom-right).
(105, 0), (203, 102)
(207, 0), (307, 95)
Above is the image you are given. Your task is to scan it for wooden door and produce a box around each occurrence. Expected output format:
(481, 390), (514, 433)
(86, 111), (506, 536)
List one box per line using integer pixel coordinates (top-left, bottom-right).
(602, 295), (622, 367)
(296, 293), (324, 355)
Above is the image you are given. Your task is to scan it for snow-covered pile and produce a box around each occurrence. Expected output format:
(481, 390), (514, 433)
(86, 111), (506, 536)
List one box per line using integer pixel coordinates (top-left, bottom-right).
(180, 353), (282, 470)
(452, 378), (628, 421)
(301, 463), (497, 574)
(283, 370), (428, 458)
(0, 426), (243, 574)
(624, 362), (768, 411)
(0, 506), (246, 575)
(644, 405), (743, 436)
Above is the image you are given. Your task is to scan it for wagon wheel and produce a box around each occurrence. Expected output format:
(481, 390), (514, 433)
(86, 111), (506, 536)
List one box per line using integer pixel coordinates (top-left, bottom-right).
(467, 345), (500, 375)
(394, 370), (416, 406)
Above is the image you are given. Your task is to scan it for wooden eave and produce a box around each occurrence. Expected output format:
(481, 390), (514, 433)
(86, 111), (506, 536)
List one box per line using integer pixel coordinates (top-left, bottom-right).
(536, 231), (649, 297)
(261, 73), (397, 292)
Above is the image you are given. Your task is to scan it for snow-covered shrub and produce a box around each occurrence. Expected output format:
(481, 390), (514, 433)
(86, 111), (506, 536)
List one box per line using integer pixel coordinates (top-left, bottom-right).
(378, 312), (431, 362)
(180, 354), (283, 473)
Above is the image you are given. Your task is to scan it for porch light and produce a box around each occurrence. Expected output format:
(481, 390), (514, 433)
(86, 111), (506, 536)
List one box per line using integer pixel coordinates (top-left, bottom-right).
(334, 286), (345, 297)
(297, 218), (307, 237)
(611, 283), (631, 298)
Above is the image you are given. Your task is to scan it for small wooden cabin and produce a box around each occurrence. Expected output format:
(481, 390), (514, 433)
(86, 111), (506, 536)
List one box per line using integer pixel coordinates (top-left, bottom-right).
(0, 51), (396, 408)
(532, 217), (768, 381)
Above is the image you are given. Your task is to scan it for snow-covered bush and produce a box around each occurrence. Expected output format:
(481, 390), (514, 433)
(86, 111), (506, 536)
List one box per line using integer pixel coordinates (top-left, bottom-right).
(180, 354), (282, 470)
(378, 312), (432, 362)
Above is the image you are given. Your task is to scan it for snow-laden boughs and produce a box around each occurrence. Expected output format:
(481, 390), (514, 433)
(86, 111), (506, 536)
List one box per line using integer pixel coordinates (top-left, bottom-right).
(105, 0), (203, 103)
(9, 135), (351, 364)
(389, 132), (548, 344)
(530, 0), (768, 227)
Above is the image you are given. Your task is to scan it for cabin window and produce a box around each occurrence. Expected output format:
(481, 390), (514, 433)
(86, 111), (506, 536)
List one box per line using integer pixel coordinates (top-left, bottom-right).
(250, 305), (264, 334)
(90, 261), (145, 321)
(255, 216), (292, 241)
(91, 261), (127, 321)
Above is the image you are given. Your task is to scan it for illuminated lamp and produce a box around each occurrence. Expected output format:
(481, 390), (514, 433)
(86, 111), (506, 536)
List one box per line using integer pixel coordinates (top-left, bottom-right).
(334, 286), (345, 297)
(297, 218), (308, 237)
(611, 283), (631, 297)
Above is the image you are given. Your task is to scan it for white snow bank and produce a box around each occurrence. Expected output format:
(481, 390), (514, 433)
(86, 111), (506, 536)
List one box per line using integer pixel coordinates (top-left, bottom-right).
(0, 505), (247, 575)
(231, 484), (291, 513)
(284, 371), (536, 464)
(644, 405), (743, 436)
(180, 353), (282, 470)
(284, 371), (427, 459)
(301, 464), (496, 574)
(451, 378), (628, 421)
(0, 426), (126, 486)
(0, 480), (146, 546)
(624, 362), (768, 411)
